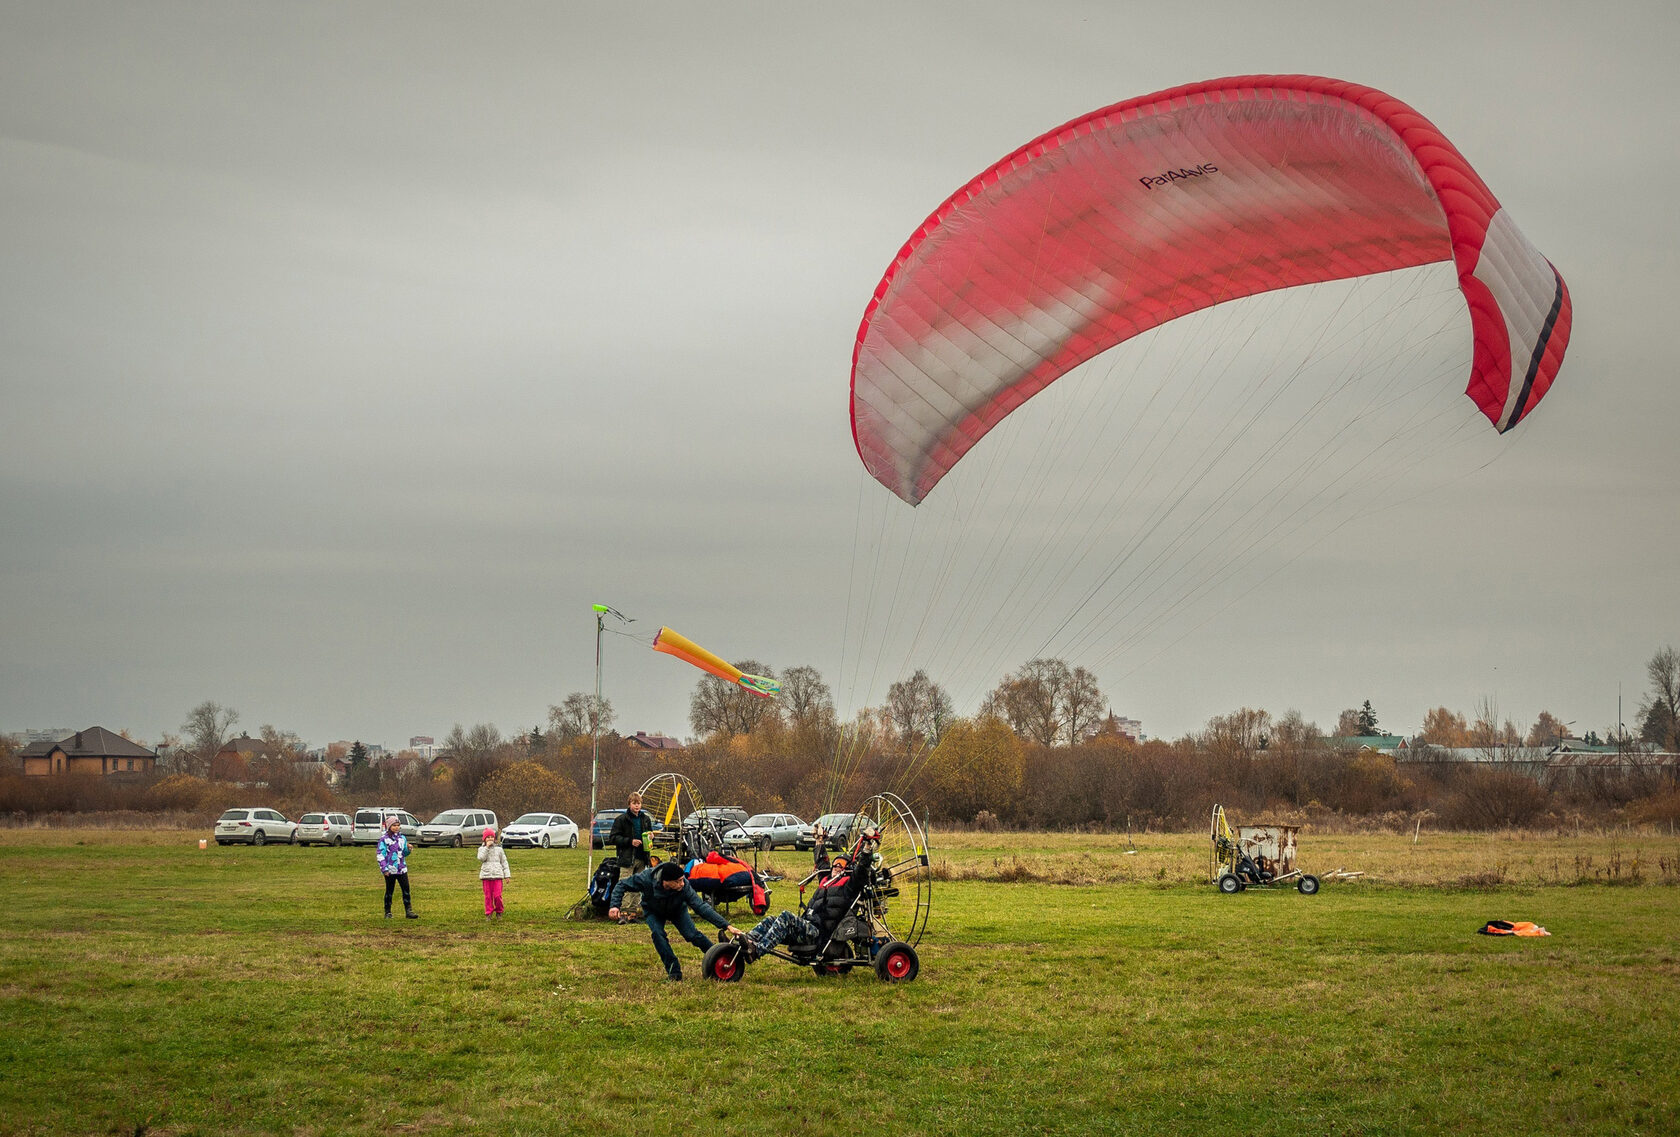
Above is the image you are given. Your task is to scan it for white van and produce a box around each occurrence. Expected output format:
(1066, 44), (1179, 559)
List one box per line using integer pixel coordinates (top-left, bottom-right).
(352, 806), (420, 845)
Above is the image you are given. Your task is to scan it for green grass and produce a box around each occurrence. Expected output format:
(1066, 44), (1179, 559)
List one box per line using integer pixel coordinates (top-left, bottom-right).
(0, 831), (1676, 1135)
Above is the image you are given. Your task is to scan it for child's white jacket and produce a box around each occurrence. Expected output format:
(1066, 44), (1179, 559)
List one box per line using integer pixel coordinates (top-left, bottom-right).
(476, 844), (511, 880)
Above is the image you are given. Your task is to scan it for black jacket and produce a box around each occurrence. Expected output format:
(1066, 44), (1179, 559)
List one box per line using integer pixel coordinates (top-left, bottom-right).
(608, 809), (656, 861)
(802, 849), (874, 937)
(610, 868), (729, 929)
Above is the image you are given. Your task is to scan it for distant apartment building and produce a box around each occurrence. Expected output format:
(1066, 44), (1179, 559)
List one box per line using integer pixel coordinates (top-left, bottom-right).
(324, 740), (388, 765)
(1096, 712), (1145, 742)
(409, 736), (437, 760)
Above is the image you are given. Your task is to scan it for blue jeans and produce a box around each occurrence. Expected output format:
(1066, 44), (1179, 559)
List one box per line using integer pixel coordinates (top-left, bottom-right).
(645, 907), (713, 978)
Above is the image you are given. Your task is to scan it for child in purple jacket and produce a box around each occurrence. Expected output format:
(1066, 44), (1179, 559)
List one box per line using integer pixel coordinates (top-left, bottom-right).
(377, 816), (418, 919)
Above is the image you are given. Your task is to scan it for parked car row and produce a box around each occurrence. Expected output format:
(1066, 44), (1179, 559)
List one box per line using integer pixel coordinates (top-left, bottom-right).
(212, 806), (578, 849)
(581, 808), (861, 854)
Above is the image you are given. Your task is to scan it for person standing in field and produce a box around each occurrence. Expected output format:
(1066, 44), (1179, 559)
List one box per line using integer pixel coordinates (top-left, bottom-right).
(609, 792), (656, 872)
(377, 815), (417, 919)
(477, 826), (510, 920)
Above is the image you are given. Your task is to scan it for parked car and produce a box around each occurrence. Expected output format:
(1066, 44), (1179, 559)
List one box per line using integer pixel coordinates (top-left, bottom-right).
(501, 813), (579, 849)
(590, 809), (666, 851)
(794, 812), (858, 851)
(295, 811), (353, 846)
(214, 807), (296, 847)
(590, 809), (624, 850)
(725, 812), (808, 851)
(352, 806), (421, 845)
(682, 806), (750, 832)
(418, 809), (499, 847)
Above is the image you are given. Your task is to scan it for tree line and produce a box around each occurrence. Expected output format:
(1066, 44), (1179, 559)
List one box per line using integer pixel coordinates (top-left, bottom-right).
(4, 647), (1677, 831)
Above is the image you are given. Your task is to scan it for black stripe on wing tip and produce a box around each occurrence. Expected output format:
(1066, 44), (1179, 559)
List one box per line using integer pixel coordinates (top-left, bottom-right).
(1506, 266), (1565, 430)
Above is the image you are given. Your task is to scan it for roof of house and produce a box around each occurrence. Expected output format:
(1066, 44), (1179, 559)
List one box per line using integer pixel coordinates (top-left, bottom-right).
(628, 731), (683, 750)
(19, 727), (156, 759)
(1549, 739), (1621, 754)
(217, 734), (287, 757)
(1399, 745), (1550, 764)
(1328, 734), (1408, 749)
(1547, 750), (1680, 770)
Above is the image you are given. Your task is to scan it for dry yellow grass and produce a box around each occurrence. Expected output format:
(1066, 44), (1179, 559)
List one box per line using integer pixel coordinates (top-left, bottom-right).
(894, 827), (1680, 888)
(6, 824), (1678, 888)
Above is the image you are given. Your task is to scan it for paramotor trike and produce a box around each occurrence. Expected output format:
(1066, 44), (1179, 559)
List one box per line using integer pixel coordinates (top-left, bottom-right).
(701, 792), (930, 983)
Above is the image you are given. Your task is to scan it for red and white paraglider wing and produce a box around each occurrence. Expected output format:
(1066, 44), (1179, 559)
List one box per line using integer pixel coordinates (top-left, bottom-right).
(850, 75), (1571, 505)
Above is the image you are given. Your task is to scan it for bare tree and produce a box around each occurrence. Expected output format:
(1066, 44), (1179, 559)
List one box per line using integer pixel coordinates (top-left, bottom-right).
(1334, 707), (1364, 737)
(886, 669), (954, 756)
(1470, 695), (1502, 752)
(1638, 646), (1680, 751)
(689, 660), (779, 737)
(984, 658), (1071, 746)
(547, 693), (615, 741)
(257, 724), (307, 761)
(180, 701), (239, 777)
(1201, 707), (1272, 757)
(1271, 709), (1322, 749)
(444, 722), (509, 801)
(1062, 666), (1106, 745)
(780, 665), (835, 731)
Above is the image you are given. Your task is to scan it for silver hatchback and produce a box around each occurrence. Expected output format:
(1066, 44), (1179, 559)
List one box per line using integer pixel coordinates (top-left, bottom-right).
(295, 811), (354, 846)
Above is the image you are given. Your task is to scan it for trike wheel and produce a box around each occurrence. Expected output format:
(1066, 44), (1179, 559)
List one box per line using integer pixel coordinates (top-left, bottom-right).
(702, 942), (745, 982)
(1297, 874), (1320, 895)
(1217, 873), (1242, 894)
(873, 940), (918, 982)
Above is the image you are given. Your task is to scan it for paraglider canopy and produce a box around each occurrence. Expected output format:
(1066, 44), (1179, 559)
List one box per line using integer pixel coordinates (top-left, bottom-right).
(850, 74), (1571, 505)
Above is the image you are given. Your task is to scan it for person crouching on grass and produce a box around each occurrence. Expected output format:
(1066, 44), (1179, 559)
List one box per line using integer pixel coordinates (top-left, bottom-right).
(477, 826), (510, 920)
(377, 816), (417, 919)
(609, 861), (744, 981)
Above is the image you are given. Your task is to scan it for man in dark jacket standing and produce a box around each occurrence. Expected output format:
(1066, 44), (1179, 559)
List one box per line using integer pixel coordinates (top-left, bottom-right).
(609, 861), (743, 980)
(608, 792), (656, 872)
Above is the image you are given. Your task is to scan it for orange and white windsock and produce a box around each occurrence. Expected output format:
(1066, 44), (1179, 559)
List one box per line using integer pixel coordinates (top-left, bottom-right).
(652, 627), (780, 698)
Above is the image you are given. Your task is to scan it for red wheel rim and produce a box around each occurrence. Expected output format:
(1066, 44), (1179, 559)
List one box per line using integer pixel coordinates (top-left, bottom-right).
(713, 954), (739, 980)
(885, 950), (911, 978)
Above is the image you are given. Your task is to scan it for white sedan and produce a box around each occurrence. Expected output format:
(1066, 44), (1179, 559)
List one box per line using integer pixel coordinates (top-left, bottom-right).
(500, 813), (579, 849)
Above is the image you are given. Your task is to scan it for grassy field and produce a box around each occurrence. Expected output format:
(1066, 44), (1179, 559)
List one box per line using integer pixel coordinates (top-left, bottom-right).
(0, 828), (1676, 1136)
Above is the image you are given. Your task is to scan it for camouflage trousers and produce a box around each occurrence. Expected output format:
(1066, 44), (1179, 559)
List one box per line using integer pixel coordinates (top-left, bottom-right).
(747, 910), (819, 953)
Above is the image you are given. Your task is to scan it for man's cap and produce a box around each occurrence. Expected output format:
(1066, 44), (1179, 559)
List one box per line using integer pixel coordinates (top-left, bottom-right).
(657, 861), (685, 881)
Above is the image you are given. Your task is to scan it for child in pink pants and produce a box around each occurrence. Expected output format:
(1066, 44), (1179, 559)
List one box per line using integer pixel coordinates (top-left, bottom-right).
(477, 827), (511, 918)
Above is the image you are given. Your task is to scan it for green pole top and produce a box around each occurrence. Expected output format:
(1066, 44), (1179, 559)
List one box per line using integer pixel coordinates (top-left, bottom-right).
(592, 604), (610, 613)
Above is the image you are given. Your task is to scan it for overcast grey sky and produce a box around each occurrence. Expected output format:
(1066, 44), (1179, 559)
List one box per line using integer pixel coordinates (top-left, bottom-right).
(3, 1), (1677, 751)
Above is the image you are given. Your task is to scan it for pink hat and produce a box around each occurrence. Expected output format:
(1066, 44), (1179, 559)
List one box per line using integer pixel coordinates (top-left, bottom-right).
(483, 827), (495, 839)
